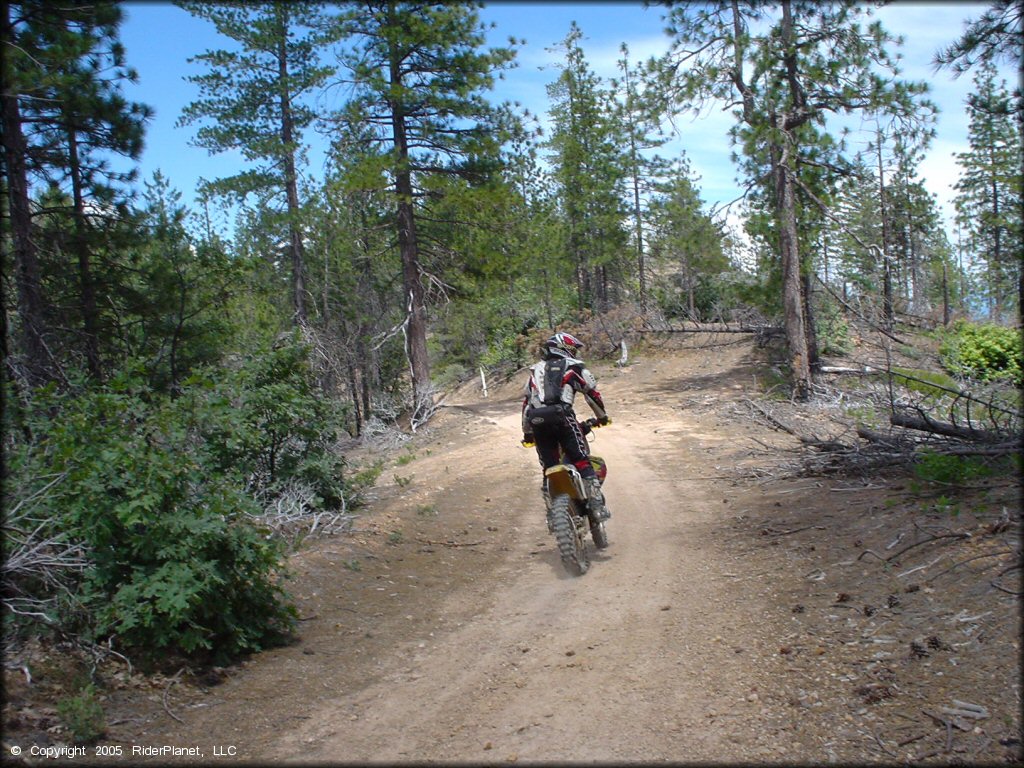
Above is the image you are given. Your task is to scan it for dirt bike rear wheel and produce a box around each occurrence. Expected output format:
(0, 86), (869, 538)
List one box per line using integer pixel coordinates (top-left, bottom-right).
(550, 495), (589, 575)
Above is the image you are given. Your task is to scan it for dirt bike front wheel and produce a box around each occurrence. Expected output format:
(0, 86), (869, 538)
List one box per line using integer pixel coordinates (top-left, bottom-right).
(589, 514), (609, 549)
(550, 494), (589, 576)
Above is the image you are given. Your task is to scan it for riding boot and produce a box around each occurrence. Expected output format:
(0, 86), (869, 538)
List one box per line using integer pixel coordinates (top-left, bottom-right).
(585, 476), (610, 522)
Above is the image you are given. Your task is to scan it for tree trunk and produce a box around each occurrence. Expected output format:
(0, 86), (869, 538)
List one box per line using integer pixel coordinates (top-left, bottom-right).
(395, 179), (431, 413)
(67, 123), (102, 378)
(988, 143), (1003, 320)
(389, 38), (431, 418)
(683, 251), (695, 318)
(629, 137), (647, 314)
(278, 19), (307, 327)
(876, 131), (894, 330)
(802, 268), (820, 371)
(775, 147), (811, 400)
(0, 4), (50, 383)
(774, 0), (810, 399)
(942, 263), (951, 326)
(907, 205), (924, 314)
(542, 266), (554, 329)
(347, 362), (362, 437)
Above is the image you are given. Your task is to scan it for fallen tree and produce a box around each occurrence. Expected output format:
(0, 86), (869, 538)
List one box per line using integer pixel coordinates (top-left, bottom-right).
(890, 410), (1007, 443)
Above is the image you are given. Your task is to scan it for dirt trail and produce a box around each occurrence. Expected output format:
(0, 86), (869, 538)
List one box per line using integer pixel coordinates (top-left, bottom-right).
(270, 398), (773, 763)
(68, 336), (1020, 765)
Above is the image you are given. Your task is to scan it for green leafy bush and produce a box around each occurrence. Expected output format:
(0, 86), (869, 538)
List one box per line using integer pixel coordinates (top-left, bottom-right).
(0, 342), (381, 658)
(939, 321), (1023, 385)
(21, 366), (297, 659)
(2, 339), (367, 660)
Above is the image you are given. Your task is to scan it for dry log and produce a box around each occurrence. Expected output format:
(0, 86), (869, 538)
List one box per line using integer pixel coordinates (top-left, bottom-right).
(820, 365), (881, 375)
(935, 442), (1023, 456)
(891, 412), (1004, 442)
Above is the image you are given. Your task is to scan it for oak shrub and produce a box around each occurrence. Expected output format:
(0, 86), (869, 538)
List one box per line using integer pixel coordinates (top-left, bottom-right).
(4, 339), (356, 661)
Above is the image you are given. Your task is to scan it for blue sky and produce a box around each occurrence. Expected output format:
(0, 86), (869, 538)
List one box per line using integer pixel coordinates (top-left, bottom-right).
(119, 2), (1015, 242)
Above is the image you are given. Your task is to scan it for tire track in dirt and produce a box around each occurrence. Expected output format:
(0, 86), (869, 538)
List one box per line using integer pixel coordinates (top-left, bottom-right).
(267, 390), (782, 763)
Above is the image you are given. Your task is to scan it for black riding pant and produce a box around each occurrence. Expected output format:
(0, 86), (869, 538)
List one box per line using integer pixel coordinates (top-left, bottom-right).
(530, 409), (596, 480)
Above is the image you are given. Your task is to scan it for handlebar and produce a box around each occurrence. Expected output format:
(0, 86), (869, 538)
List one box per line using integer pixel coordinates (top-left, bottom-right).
(522, 416), (611, 447)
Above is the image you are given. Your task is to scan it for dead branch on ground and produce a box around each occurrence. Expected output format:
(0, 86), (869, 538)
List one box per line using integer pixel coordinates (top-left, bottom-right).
(891, 409), (1017, 446)
(743, 398), (853, 453)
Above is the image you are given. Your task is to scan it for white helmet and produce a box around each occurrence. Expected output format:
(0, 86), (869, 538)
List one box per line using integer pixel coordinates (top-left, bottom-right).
(544, 332), (584, 358)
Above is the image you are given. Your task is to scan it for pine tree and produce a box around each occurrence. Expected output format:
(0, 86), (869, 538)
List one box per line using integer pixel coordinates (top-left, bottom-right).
(1, 0), (50, 382)
(647, 159), (727, 320)
(177, 1), (334, 327)
(3, 0), (151, 380)
(934, 1), (1022, 317)
(546, 22), (629, 313)
(123, 172), (238, 391)
(612, 43), (669, 315)
(310, 121), (400, 435)
(332, 0), (517, 424)
(654, 0), (934, 399)
(953, 62), (1022, 322)
(934, 0), (1023, 78)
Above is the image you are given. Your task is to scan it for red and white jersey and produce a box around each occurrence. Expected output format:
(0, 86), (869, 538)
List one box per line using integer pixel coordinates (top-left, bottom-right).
(522, 356), (607, 428)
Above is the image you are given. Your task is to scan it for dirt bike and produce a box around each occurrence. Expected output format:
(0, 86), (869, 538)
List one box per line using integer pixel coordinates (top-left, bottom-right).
(524, 418), (611, 576)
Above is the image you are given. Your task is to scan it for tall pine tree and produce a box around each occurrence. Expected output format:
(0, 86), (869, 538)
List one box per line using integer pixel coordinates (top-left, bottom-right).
(953, 62), (1022, 321)
(546, 22), (629, 313)
(3, 0), (150, 380)
(332, 0), (517, 424)
(653, 0), (934, 399)
(178, 1), (334, 327)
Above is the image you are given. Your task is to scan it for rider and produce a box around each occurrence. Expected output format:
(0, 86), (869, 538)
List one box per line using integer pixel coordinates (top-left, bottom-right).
(521, 332), (611, 528)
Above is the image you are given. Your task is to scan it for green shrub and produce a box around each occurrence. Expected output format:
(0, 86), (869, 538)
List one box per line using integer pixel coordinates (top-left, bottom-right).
(4, 355), (323, 660)
(33, 368), (297, 659)
(939, 321), (1023, 385)
(201, 340), (349, 507)
(815, 300), (852, 356)
(913, 449), (994, 485)
(57, 683), (105, 743)
(479, 333), (522, 371)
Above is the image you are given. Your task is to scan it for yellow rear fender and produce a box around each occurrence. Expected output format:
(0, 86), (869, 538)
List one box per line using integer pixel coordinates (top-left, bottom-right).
(544, 464), (585, 500)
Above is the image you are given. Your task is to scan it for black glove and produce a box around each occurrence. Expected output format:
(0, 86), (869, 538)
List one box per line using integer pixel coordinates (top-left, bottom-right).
(521, 433), (535, 447)
(598, 415), (610, 426)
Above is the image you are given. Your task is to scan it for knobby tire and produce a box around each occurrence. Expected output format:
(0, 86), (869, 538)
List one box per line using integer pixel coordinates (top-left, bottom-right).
(590, 514), (609, 549)
(551, 494), (589, 576)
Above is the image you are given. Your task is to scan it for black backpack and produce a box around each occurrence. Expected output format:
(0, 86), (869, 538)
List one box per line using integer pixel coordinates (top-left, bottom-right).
(542, 357), (568, 405)
(526, 358), (571, 429)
